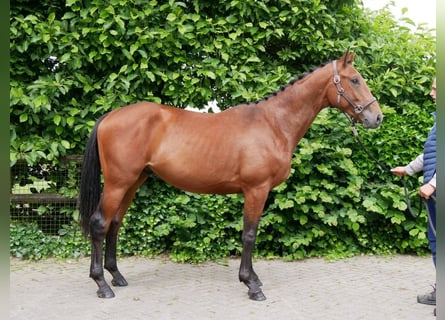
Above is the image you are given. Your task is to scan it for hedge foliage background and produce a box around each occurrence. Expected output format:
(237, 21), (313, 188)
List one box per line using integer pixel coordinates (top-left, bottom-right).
(10, 0), (436, 261)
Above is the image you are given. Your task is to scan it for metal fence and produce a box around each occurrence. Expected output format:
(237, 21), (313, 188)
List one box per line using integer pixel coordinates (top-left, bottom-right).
(10, 156), (82, 235)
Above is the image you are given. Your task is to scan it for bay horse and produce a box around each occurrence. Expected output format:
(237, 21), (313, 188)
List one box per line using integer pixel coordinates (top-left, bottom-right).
(79, 52), (382, 301)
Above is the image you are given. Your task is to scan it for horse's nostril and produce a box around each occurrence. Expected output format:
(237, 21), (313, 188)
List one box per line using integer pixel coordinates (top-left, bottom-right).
(376, 114), (383, 125)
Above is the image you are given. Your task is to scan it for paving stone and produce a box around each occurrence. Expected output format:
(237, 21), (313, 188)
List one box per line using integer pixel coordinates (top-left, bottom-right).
(10, 255), (436, 319)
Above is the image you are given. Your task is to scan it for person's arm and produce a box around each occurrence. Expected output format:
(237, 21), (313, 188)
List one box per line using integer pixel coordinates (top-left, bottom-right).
(404, 154), (424, 175)
(391, 154), (424, 176)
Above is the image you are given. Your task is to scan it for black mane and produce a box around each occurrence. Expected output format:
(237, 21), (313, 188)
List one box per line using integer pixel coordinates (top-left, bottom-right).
(253, 60), (332, 104)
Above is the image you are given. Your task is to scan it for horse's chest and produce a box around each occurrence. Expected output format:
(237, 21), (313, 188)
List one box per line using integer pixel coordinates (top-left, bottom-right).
(243, 152), (291, 187)
(272, 162), (292, 186)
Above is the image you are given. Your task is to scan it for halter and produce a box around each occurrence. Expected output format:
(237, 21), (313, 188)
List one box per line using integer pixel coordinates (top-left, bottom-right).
(332, 60), (376, 122)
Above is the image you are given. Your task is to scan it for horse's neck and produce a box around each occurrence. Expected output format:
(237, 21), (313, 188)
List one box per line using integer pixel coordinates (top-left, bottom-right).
(261, 68), (331, 150)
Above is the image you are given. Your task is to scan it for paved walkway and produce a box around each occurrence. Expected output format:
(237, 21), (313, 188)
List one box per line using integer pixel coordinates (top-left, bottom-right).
(10, 255), (436, 319)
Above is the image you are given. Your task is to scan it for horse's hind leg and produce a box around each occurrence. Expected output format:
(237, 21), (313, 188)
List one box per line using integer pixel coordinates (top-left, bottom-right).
(104, 173), (148, 288)
(89, 183), (132, 298)
(104, 218), (127, 287)
(89, 200), (115, 298)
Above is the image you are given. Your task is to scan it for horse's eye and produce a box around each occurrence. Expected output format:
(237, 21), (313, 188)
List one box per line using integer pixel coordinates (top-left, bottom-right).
(351, 78), (360, 85)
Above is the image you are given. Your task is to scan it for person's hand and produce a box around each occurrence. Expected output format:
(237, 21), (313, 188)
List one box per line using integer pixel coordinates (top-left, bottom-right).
(419, 183), (435, 199)
(390, 166), (406, 177)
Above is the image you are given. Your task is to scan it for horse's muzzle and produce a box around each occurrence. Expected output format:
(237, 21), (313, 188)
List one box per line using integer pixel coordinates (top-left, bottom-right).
(363, 112), (383, 129)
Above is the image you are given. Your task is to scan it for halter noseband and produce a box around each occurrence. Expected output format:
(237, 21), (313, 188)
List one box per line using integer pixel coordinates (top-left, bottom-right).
(332, 60), (376, 122)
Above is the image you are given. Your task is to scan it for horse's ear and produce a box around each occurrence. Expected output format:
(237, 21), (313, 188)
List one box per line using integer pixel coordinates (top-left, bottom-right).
(342, 48), (355, 66)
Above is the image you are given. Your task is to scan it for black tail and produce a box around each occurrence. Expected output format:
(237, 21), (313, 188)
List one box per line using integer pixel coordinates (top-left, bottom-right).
(79, 114), (108, 237)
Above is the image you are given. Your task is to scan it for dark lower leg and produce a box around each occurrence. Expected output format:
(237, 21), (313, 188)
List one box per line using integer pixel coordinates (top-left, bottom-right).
(89, 210), (115, 298)
(103, 177), (147, 287)
(104, 220), (127, 287)
(239, 220), (265, 301)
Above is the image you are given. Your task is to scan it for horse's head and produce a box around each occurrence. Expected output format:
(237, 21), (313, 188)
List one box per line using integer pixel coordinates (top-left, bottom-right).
(328, 51), (383, 129)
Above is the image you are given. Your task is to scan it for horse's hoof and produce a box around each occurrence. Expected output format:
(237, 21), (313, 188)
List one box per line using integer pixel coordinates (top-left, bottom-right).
(97, 287), (115, 298)
(111, 277), (128, 287)
(248, 289), (266, 301)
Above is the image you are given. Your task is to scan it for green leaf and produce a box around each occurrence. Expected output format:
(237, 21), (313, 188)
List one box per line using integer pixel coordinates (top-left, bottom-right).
(145, 71), (156, 82)
(99, 34), (107, 43)
(67, 117), (75, 127)
(204, 71), (216, 79)
(178, 24), (194, 34)
(226, 15), (238, 24)
(19, 113), (28, 123)
(389, 87), (398, 97)
(119, 65), (128, 73)
(61, 140), (71, 149)
(277, 198), (294, 210)
(166, 13), (176, 22)
(246, 56), (260, 63)
(259, 21), (268, 28)
(53, 114), (62, 126)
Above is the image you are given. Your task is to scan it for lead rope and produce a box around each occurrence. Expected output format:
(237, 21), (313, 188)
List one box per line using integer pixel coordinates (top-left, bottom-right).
(426, 196), (437, 237)
(345, 114), (421, 218)
(332, 60), (423, 218)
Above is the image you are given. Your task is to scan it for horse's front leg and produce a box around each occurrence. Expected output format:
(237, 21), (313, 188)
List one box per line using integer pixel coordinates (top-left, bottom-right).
(239, 219), (266, 301)
(239, 188), (268, 301)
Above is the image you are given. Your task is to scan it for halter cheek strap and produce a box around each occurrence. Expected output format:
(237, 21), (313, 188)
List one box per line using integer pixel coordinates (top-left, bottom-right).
(332, 60), (376, 121)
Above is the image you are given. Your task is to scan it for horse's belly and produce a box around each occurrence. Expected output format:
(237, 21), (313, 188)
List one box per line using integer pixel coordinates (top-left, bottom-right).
(148, 161), (243, 195)
(154, 171), (243, 194)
